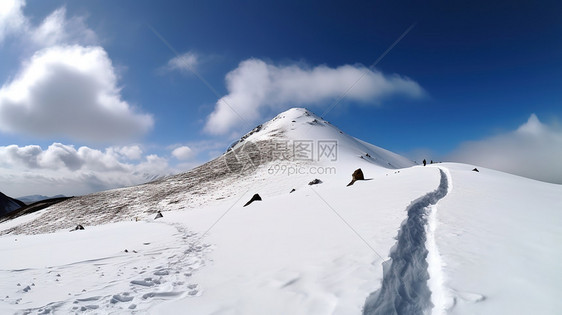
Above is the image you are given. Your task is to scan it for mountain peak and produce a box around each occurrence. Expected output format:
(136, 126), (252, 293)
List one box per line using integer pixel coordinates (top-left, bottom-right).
(226, 107), (414, 170)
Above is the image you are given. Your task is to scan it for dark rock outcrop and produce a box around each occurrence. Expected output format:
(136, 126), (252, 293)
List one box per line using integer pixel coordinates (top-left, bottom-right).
(308, 179), (323, 186)
(472, 168), (479, 172)
(0, 192), (26, 218)
(243, 194), (262, 207)
(347, 168), (365, 186)
(1, 196), (72, 223)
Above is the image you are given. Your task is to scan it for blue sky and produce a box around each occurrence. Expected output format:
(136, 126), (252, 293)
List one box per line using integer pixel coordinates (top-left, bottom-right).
(1, 0), (561, 197)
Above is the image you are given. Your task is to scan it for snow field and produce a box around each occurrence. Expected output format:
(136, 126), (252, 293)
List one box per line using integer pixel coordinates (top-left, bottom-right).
(152, 166), (441, 314)
(0, 220), (210, 313)
(435, 163), (562, 314)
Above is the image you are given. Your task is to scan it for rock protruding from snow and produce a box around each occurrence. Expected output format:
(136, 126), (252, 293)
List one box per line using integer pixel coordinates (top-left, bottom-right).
(243, 194), (262, 207)
(308, 179), (323, 186)
(347, 168), (365, 186)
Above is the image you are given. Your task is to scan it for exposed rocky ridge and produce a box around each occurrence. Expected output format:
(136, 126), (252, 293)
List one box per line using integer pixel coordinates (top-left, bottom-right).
(1, 138), (282, 235)
(0, 192), (26, 218)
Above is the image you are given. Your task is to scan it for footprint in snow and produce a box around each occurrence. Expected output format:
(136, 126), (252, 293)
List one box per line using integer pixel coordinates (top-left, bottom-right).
(110, 293), (134, 304)
(456, 291), (486, 303)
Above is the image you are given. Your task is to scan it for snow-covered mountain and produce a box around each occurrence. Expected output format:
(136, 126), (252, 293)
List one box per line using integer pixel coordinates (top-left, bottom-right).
(1, 108), (413, 236)
(0, 108), (561, 314)
(0, 192), (26, 218)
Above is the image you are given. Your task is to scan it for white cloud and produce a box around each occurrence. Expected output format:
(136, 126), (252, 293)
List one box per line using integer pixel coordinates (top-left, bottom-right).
(0, 0), (27, 43)
(109, 145), (143, 160)
(0, 3), (153, 144)
(447, 114), (562, 184)
(0, 45), (154, 142)
(205, 58), (425, 134)
(30, 7), (98, 47)
(0, 1), (96, 48)
(171, 146), (194, 160)
(0, 143), (173, 197)
(167, 52), (198, 73)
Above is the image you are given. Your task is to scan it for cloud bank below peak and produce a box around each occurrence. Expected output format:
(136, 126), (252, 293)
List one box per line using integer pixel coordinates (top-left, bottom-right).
(204, 58), (425, 135)
(0, 143), (170, 197)
(448, 114), (562, 184)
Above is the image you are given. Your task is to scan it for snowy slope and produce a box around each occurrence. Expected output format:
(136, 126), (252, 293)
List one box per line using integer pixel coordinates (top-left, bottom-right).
(1, 108), (561, 314)
(433, 163), (562, 314)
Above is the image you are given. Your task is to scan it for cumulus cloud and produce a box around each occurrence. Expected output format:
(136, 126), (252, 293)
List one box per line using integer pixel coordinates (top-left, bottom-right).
(171, 146), (194, 160)
(205, 59), (425, 134)
(0, 2), (153, 144)
(0, 45), (154, 142)
(167, 51), (198, 73)
(447, 114), (562, 184)
(109, 145), (143, 160)
(0, 143), (173, 196)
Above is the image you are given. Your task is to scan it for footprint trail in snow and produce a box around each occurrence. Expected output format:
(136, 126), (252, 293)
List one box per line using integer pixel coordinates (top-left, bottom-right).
(363, 168), (449, 315)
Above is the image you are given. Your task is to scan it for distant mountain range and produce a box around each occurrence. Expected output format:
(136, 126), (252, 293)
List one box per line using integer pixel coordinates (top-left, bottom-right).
(17, 194), (67, 205)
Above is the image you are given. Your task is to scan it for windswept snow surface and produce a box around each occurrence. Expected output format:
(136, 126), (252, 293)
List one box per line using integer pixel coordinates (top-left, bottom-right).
(1, 108), (561, 314)
(434, 163), (562, 314)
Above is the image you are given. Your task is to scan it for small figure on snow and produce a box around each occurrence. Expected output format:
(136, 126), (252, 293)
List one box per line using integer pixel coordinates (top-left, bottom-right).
(423, 159), (427, 166)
